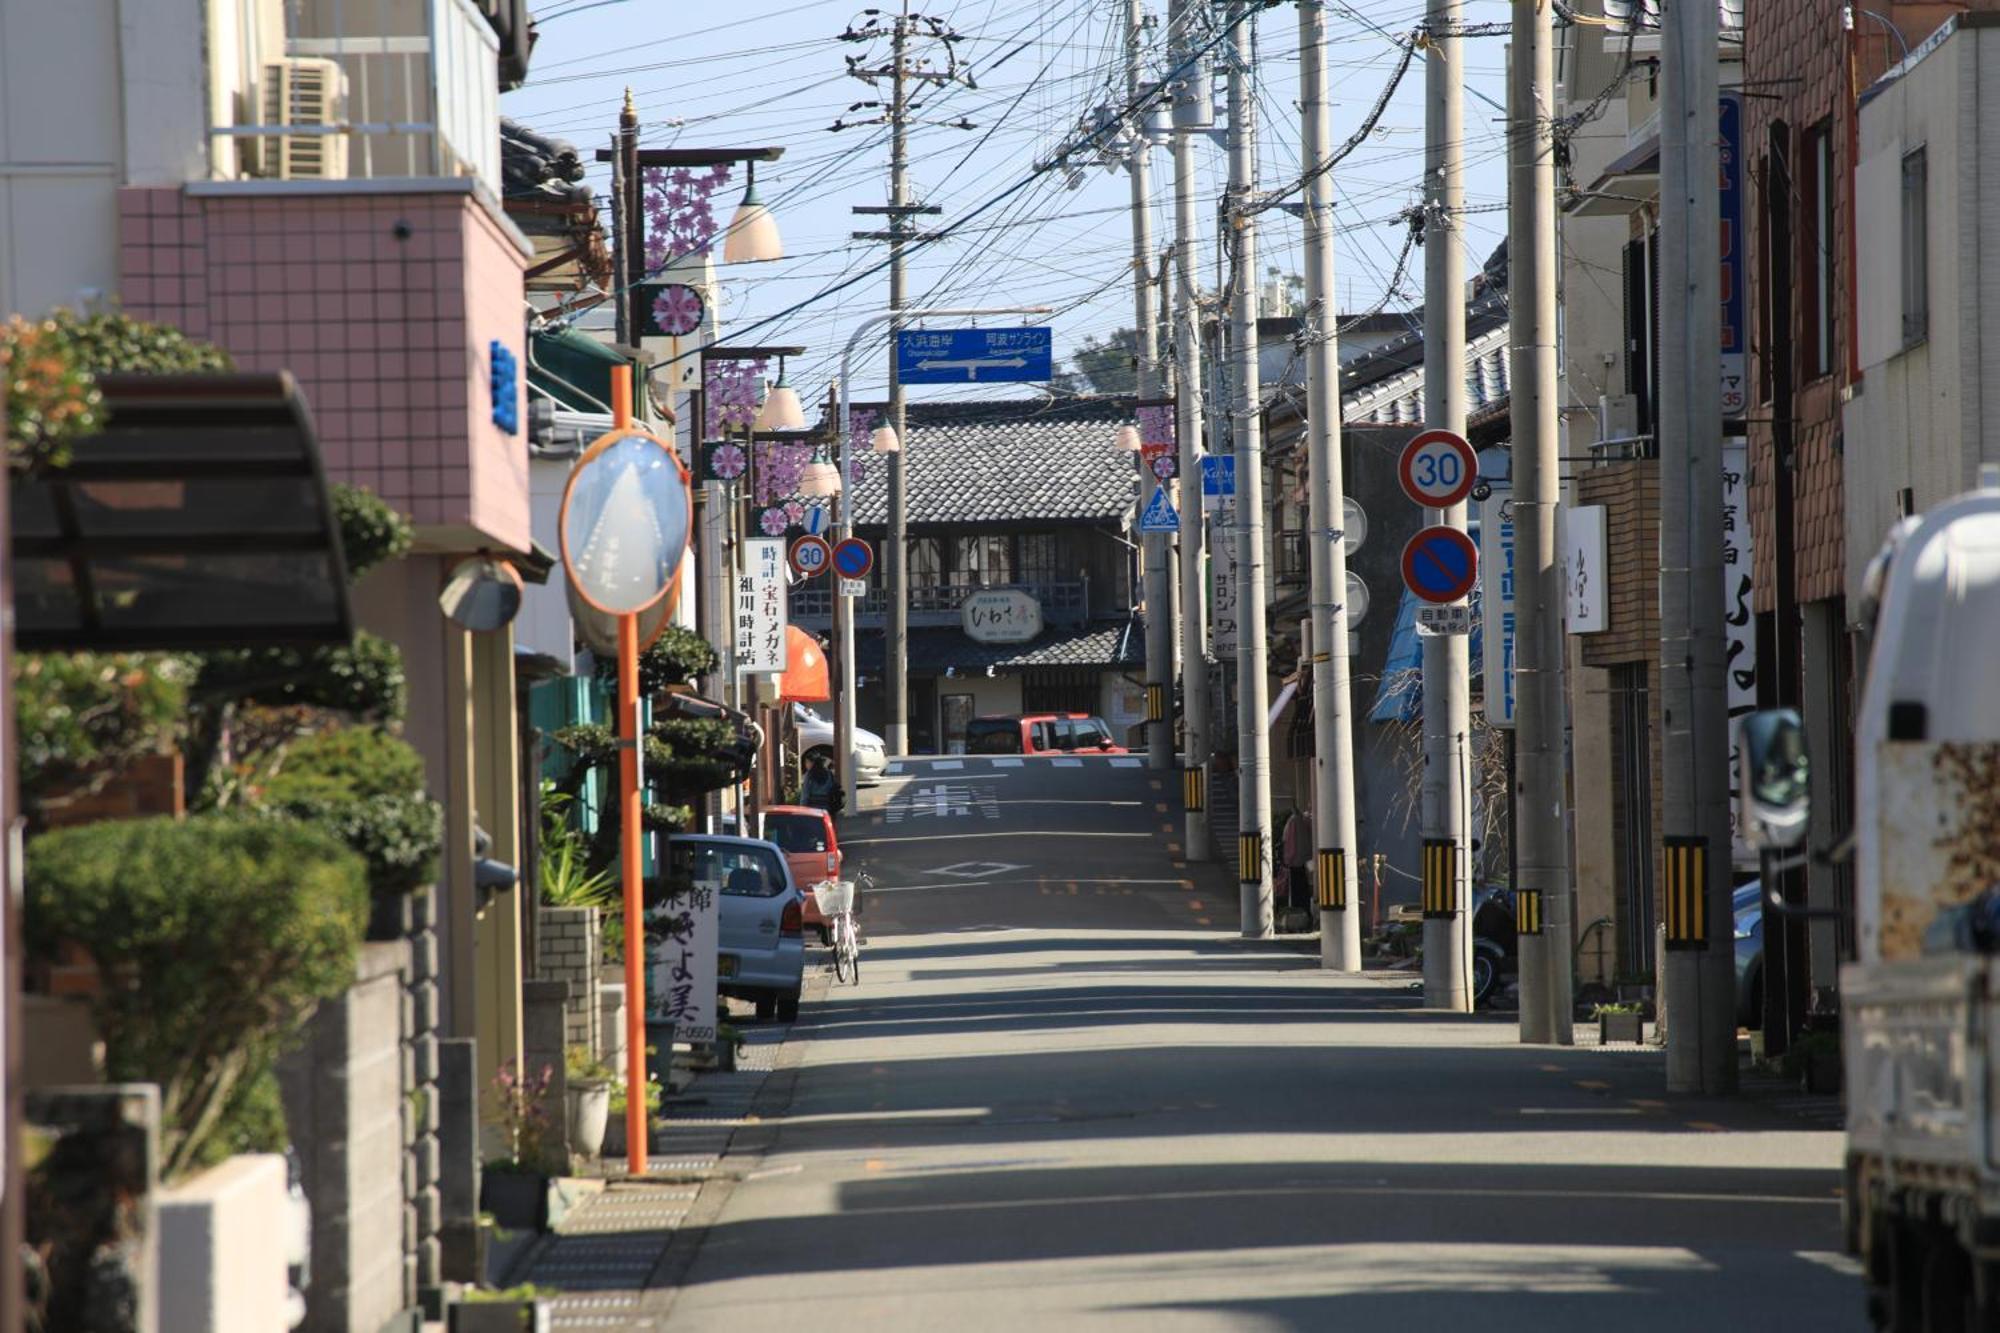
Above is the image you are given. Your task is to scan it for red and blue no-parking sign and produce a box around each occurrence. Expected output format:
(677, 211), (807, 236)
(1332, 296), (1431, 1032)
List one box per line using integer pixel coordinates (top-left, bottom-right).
(831, 537), (874, 580)
(1401, 526), (1479, 604)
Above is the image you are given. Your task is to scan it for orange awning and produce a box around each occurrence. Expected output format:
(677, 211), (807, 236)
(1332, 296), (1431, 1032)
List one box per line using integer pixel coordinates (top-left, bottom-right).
(779, 626), (830, 702)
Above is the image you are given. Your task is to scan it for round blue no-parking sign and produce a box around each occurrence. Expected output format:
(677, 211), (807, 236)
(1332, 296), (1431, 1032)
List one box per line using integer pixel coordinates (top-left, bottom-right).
(1401, 526), (1479, 604)
(832, 537), (875, 580)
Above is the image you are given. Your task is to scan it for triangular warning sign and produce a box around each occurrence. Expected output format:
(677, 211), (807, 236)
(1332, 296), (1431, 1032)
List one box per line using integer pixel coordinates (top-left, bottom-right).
(1139, 485), (1179, 533)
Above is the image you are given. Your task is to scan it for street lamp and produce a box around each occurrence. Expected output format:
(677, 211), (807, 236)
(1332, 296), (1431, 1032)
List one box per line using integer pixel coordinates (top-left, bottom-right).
(797, 458), (843, 498)
(1115, 424), (1143, 452)
(754, 357), (806, 432)
(722, 160), (784, 263)
(832, 304), (1053, 799)
(870, 425), (901, 454)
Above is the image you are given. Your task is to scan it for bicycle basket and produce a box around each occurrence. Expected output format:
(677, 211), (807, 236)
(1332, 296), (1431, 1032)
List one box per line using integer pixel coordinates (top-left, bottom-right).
(811, 880), (855, 916)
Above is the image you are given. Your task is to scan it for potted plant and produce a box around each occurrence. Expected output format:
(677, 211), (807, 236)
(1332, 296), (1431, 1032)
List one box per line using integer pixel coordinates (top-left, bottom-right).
(448, 1284), (553, 1332)
(564, 1046), (614, 1160)
(1595, 1002), (1645, 1044)
(1784, 1028), (1843, 1095)
(480, 1061), (560, 1229)
(601, 1058), (663, 1160)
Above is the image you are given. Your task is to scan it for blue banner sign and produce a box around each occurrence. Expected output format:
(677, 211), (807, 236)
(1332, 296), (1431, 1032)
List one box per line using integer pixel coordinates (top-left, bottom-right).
(896, 327), (1052, 384)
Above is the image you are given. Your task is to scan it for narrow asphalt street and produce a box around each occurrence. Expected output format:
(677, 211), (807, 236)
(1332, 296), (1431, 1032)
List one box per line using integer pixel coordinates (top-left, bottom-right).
(654, 758), (1865, 1331)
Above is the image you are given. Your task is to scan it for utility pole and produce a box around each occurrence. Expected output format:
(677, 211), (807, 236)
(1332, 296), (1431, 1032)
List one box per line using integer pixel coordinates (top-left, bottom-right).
(842, 5), (967, 758)
(1168, 0), (1209, 861)
(1509, 0), (1571, 1041)
(1659, 0), (1734, 1093)
(1226, 1), (1273, 938)
(1420, 0), (1473, 1010)
(1297, 0), (1362, 971)
(1129, 0), (1172, 773)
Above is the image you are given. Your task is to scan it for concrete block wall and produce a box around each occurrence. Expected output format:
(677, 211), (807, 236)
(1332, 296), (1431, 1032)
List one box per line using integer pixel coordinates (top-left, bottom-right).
(522, 979), (572, 1170)
(400, 887), (443, 1295)
(277, 941), (409, 1333)
(536, 907), (601, 1057)
(157, 1153), (294, 1333)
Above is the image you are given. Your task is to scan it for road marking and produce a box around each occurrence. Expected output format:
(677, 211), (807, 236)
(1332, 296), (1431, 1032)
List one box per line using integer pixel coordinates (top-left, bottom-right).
(1796, 1251), (1865, 1277)
(932, 759), (964, 771)
(991, 758), (1024, 768)
(1196, 916), (1212, 925)
(1685, 1120), (1727, 1132)
(1154, 802), (1169, 813)
(1519, 1107), (1645, 1116)
(1110, 757), (1143, 768)
(1150, 779), (1164, 791)
(842, 830), (1160, 844)
(1052, 758), (1082, 768)
(1574, 1080), (1611, 1092)
(883, 763), (903, 775)
(1188, 900), (1204, 911)
(1631, 1098), (1667, 1109)
(1166, 843), (1181, 857)
(836, 1182), (1838, 1218)
(1537, 1063), (1565, 1072)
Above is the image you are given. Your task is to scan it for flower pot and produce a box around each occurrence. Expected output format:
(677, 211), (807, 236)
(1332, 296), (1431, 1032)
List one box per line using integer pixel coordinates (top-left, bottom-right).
(480, 1169), (548, 1231)
(448, 1297), (551, 1332)
(566, 1081), (611, 1159)
(1598, 1012), (1644, 1044)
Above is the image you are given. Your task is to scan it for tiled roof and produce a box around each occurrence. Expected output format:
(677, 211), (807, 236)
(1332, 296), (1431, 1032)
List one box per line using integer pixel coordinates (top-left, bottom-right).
(1342, 320), (1514, 428)
(848, 398), (1139, 527)
(858, 620), (1145, 673)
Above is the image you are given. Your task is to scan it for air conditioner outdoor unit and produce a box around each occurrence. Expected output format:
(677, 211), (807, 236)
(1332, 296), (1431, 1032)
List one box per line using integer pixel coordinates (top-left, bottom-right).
(260, 59), (349, 180)
(1597, 393), (1639, 443)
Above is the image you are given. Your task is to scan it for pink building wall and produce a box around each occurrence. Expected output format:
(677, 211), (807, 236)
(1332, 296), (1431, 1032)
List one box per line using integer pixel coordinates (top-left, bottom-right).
(117, 183), (530, 552)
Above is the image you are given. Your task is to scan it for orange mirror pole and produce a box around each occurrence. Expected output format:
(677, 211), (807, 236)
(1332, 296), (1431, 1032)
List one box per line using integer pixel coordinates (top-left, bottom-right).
(610, 364), (649, 1174)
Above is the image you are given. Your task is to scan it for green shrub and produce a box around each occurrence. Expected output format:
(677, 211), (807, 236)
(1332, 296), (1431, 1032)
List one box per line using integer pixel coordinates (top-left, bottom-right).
(13, 652), (194, 822)
(25, 814), (368, 1180)
(268, 726), (427, 804)
(329, 485), (413, 582)
(274, 790), (442, 898)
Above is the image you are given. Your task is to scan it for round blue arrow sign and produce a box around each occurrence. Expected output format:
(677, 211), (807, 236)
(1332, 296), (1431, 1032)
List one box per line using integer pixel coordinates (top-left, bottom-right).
(1401, 526), (1479, 604)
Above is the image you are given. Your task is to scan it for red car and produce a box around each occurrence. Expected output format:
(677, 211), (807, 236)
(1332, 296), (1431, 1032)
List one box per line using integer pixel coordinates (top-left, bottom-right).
(964, 713), (1128, 756)
(761, 805), (842, 936)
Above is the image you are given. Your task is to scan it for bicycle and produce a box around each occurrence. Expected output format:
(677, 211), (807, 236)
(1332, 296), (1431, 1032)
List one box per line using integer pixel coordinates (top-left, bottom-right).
(812, 879), (860, 984)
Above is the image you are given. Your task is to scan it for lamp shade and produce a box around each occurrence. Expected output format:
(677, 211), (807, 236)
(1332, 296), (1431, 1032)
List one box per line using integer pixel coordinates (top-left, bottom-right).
(1114, 424), (1142, 452)
(870, 424), (901, 453)
(755, 383), (806, 432)
(797, 460), (843, 498)
(722, 164), (783, 263)
(778, 626), (830, 702)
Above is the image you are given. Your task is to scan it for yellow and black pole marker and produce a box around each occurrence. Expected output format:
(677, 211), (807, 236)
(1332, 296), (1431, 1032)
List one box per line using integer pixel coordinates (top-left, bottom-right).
(1515, 886), (1543, 936)
(1147, 682), (1167, 723)
(1316, 848), (1347, 911)
(1662, 835), (1709, 950)
(1182, 767), (1205, 812)
(1239, 831), (1264, 887)
(1421, 838), (1458, 919)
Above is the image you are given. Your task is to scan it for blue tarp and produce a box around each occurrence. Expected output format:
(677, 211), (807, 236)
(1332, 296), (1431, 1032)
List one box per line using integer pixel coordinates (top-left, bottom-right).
(1368, 583), (1485, 723)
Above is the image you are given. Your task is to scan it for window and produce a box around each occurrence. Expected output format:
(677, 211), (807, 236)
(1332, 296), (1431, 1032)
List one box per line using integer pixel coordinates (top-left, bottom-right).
(1622, 234), (1657, 437)
(966, 718), (1023, 754)
(1902, 146), (1928, 346)
(666, 840), (786, 897)
(1071, 717), (1114, 749)
(762, 812), (829, 855)
(1756, 151), (1774, 403)
(909, 537), (942, 587)
(951, 535), (1013, 588)
(1017, 532), (1061, 584)
(1801, 121), (1836, 379)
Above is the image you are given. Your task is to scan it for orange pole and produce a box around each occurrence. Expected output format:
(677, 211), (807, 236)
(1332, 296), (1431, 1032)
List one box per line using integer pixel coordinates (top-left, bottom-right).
(610, 363), (648, 1173)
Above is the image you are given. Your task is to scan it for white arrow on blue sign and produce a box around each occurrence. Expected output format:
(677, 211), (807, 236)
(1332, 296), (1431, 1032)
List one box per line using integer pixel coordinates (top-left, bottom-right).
(1139, 485), (1180, 533)
(896, 327), (1052, 384)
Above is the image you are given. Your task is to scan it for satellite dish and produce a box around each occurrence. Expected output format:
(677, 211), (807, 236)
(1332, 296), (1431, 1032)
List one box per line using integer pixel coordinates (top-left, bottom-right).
(558, 430), (691, 616)
(438, 557), (524, 633)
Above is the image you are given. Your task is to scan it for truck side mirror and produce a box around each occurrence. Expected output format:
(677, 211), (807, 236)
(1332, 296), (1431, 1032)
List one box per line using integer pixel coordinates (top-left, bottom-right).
(1739, 708), (1811, 851)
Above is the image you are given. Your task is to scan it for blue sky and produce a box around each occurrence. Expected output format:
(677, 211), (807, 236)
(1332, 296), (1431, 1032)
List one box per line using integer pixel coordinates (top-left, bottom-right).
(502, 0), (1515, 407)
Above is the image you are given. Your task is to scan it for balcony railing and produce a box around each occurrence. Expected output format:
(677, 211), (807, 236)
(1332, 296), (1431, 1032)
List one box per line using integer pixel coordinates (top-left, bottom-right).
(211, 0), (500, 193)
(791, 580), (1090, 629)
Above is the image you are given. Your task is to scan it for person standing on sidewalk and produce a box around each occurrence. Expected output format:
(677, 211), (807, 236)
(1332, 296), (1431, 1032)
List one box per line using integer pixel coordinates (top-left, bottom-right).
(1280, 806), (1313, 918)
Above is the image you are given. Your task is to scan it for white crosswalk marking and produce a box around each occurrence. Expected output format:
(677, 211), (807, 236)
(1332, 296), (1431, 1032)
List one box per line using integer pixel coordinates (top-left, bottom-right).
(991, 758), (1025, 768)
(932, 759), (964, 771)
(1109, 757), (1143, 768)
(1053, 758), (1083, 768)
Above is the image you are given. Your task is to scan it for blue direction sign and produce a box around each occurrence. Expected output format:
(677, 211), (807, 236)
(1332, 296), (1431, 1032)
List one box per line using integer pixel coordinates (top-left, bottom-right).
(1201, 455), (1235, 498)
(1401, 526), (1479, 604)
(1139, 485), (1180, 533)
(896, 327), (1052, 384)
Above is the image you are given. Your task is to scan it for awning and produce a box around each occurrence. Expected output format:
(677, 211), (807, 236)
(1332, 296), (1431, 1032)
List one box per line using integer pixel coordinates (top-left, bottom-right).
(530, 326), (623, 413)
(779, 626), (830, 702)
(10, 372), (352, 652)
(1567, 135), (1661, 218)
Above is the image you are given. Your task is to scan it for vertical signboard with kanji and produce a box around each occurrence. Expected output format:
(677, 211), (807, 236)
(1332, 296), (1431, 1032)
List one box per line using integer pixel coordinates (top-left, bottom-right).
(1720, 92), (1746, 418)
(647, 882), (718, 1044)
(1211, 515), (1240, 653)
(1723, 439), (1757, 866)
(735, 537), (788, 674)
(1479, 484), (1516, 727)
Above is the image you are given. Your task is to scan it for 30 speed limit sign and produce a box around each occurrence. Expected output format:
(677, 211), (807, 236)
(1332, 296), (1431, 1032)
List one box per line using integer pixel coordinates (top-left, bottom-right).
(1398, 429), (1478, 509)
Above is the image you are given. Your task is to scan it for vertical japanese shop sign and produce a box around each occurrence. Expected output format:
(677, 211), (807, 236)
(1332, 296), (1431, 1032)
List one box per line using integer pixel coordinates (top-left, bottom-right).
(1723, 439), (1757, 867)
(647, 882), (719, 1043)
(1211, 505), (1240, 653)
(1479, 483), (1517, 727)
(735, 537), (788, 674)
(1719, 91), (1746, 418)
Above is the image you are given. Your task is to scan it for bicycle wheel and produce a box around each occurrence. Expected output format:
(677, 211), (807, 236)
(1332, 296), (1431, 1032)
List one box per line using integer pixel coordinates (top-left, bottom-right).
(833, 917), (854, 984)
(845, 928), (860, 985)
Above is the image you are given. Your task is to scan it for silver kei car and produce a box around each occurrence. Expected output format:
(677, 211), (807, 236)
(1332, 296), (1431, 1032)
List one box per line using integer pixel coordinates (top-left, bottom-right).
(660, 834), (805, 1022)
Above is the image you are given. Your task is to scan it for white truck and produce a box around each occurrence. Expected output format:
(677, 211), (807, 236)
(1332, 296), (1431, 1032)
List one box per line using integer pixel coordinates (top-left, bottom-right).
(1741, 478), (2000, 1330)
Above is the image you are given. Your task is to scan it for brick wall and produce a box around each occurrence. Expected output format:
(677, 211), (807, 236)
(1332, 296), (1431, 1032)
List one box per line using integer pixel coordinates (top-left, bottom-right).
(1577, 461), (1660, 669)
(537, 907), (602, 1057)
(115, 182), (529, 550)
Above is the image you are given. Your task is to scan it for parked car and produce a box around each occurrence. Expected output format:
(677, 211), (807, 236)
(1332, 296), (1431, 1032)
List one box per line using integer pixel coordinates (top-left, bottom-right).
(964, 713), (1127, 756)
(760, 804), (844, 941)
(1469, 883), (1517, 1007)
(793, 703), (886, 785)
(660, 834), (804, 1022)
(1734, 880), (1763, 1029)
